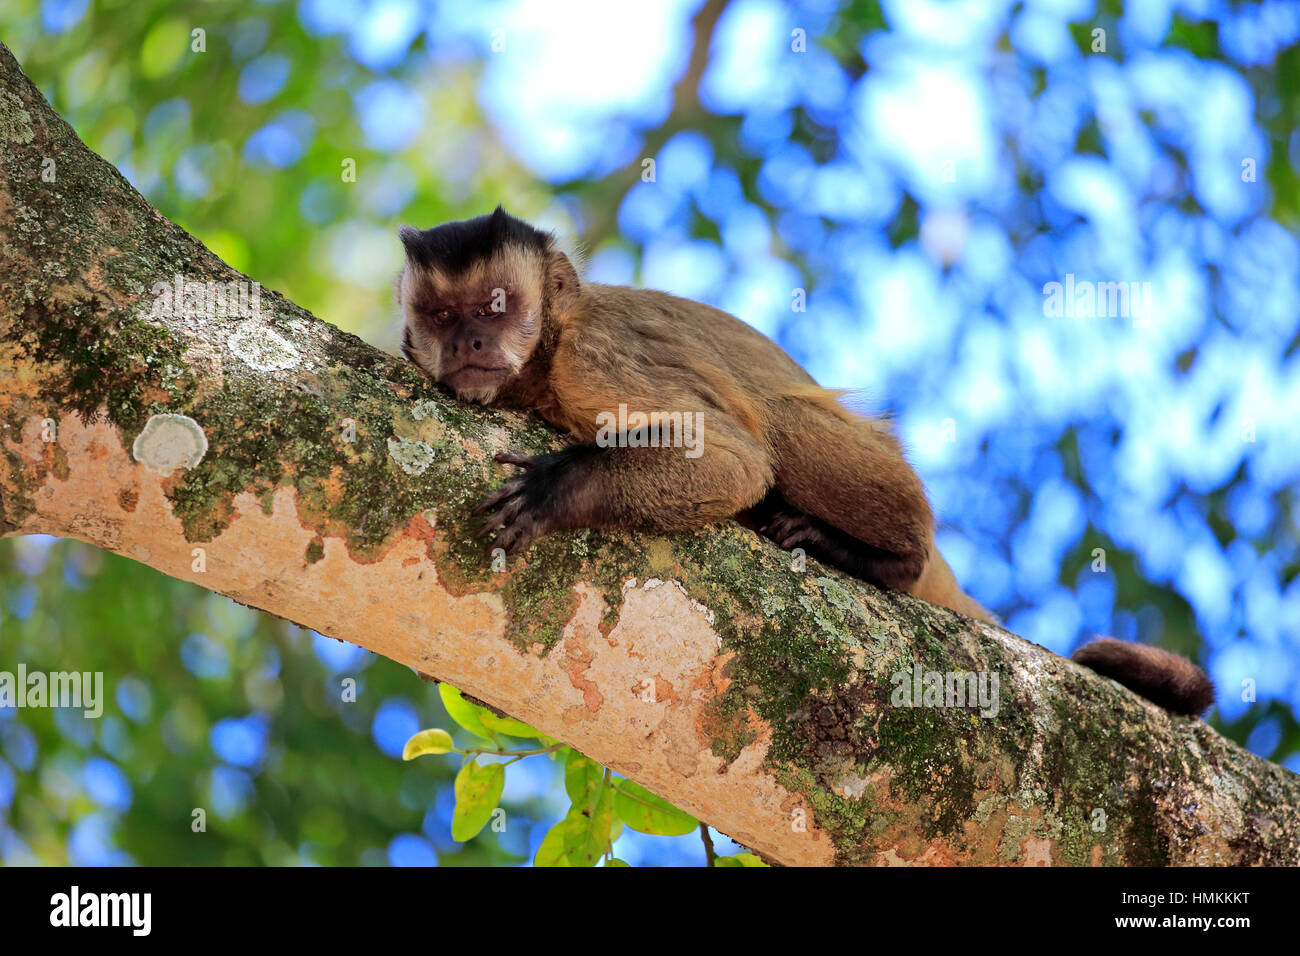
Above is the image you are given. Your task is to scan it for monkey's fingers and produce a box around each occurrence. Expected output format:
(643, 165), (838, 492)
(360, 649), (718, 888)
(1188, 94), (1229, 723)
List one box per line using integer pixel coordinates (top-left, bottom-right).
(495, 452), (539, 469)
(495, 521), (536, 555)
(761, 512), (814, 550)
(476, 497), (524, 538)
(476, 515), (505, 540)
(473, 480), (525, 515)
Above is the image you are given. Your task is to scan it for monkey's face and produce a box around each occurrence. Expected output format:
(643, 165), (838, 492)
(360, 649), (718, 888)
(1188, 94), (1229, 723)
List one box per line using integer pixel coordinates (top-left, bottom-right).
(398, 248), (545, 404)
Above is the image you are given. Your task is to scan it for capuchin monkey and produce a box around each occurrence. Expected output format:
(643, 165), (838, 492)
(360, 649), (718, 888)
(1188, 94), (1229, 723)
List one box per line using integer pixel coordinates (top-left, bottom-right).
(395, 207), (1214, 717)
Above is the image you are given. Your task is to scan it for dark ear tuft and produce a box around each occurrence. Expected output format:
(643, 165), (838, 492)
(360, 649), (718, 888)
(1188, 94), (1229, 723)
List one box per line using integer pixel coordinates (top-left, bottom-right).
(399, 225), (427, 263)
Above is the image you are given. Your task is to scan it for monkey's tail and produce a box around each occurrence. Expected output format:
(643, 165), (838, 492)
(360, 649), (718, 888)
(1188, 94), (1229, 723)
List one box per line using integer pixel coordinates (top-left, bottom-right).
(1072, 638), (1214, 716)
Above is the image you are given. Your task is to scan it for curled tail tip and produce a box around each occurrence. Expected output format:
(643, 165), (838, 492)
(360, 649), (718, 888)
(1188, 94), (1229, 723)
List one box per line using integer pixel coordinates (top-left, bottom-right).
(1072, 638), (1215, 717)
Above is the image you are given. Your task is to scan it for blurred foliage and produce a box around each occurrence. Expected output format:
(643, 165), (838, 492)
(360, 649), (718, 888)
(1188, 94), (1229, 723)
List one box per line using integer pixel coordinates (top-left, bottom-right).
(0, 0), (551, 347)
(0, 539), (563, 864)
(1, 0), (1298, 866)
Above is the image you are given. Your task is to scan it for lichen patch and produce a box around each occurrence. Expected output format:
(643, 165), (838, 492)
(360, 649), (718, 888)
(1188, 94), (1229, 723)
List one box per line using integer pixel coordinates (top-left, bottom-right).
(227, 321), (300, 371)
(412, 399), (441, 421)
(131, 413), (208, 474)
(387, 436), (436, 476)
(0, 90), (33, 144)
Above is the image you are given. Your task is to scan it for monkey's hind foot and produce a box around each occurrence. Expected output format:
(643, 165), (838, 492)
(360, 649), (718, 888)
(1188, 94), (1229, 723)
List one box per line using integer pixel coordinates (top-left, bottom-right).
(757, 504), (922, 593)
(759, 510), (820, 551)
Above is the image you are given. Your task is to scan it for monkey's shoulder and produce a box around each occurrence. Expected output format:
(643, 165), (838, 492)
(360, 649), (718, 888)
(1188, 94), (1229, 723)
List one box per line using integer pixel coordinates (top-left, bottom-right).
(564, 283), (814, 387)
(572, 283), (758, 335)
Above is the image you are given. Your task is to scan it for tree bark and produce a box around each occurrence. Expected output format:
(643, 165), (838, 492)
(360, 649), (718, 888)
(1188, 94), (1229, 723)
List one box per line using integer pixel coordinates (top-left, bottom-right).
(2, 41), (1297, 866)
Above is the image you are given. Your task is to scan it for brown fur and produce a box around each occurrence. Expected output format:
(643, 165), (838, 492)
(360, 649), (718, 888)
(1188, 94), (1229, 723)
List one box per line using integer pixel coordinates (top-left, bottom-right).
(1072, 638), (1214, 715)
(541, 283), (978, 613)
(396, 210), (1213, 718)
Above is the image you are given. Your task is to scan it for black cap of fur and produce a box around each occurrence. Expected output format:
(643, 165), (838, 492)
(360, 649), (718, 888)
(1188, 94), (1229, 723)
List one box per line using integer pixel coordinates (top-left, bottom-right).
(399, 205), (550, 273)
(1072, 638), (1214, 716)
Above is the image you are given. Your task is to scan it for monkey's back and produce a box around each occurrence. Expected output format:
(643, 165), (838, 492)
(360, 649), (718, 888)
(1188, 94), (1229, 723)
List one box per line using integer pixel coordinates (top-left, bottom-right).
(551, 283), (827, 440)
(546, 280), (995, 623)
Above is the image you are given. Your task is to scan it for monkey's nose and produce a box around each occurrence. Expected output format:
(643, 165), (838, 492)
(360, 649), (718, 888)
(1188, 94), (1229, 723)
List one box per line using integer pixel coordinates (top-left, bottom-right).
(472, 339), (482, 351)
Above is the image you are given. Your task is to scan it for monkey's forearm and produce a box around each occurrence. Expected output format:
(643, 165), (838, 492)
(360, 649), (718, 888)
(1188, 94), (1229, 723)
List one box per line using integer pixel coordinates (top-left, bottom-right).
(475, 438), (772, 554)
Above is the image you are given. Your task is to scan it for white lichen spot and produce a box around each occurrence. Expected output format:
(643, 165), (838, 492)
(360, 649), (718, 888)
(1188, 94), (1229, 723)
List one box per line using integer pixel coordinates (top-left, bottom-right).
(227, 321), (300, 371)
(287, 318), (330, 341)
(636, 577), (716, 631)
(1016, 787), (1049, 809)
(660, 580), (718, 627)
(15, 204), (41, 234)
(0, 92), (34, 144)
(690, 598), (715, 625)
(483, 426), (512, 454)
(817, 575), (867, 620)
(833, 772), (870, 800)
(132, 414), (208, 474)
(388, 437), (436, 476)
(412, 400), (441, 421)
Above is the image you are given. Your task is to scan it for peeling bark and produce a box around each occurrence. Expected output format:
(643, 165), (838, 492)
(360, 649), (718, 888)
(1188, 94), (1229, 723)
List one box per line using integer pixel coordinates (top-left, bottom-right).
(2, 42), (1298, 866)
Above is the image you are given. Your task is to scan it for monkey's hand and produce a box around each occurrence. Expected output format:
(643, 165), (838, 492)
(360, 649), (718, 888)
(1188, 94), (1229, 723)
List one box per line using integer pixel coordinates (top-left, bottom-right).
(473, 448), (593, 555)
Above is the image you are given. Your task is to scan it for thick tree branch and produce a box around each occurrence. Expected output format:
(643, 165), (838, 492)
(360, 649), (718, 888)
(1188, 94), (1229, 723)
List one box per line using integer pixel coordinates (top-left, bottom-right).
(1, 42), (1297, 866)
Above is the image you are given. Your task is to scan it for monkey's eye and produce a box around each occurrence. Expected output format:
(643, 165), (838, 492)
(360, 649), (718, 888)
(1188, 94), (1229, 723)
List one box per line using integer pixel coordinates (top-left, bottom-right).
(475, 303), (497, 317)
(431, 309), (454, 324)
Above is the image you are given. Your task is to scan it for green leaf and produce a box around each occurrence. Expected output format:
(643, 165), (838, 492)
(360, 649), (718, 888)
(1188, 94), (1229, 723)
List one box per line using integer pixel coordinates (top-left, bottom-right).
(604, 858), (630, 867)
(439, 685), (541, 741)
(564, 751), (605, 808)
(402, 728), (455, 760)
(534, 820), (570, 867)
(439, 684), (493, 740)
(612, 780), (697, 836)
(478, 710), (544, 740)
(562, 786), (615, 867)
(450, 760), (505, 842)
(715, 853), (769, 867)
(556, 752), (615, 866)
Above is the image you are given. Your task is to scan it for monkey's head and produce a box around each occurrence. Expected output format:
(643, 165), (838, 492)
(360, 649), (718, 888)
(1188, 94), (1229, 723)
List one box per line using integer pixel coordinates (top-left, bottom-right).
(396, 206), (579, 404)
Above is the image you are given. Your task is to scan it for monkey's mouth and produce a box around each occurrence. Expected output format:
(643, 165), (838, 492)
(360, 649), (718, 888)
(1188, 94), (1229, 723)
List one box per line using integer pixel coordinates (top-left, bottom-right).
(446, 363), (511, 388)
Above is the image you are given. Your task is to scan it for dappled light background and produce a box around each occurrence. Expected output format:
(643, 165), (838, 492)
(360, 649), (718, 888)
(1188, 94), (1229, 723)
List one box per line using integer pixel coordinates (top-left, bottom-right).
(0, 0), (1297, 865)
